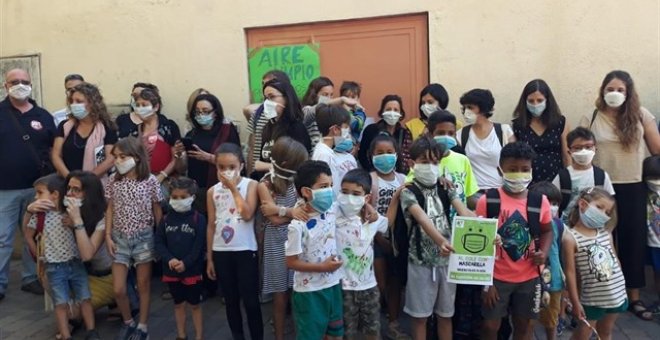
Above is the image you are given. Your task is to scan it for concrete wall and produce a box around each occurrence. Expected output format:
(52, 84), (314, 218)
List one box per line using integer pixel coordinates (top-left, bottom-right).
(1, 0), (659, 135)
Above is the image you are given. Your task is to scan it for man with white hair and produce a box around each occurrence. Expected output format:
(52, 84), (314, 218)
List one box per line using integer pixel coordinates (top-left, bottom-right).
(0, 68), (56, 301)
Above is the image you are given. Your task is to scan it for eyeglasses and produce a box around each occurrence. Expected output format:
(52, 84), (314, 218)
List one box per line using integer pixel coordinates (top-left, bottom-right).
(264, 94), (284, 101)
(194, 110), (214, 115)
(67, 186), (82, 194)
(7, 79), (31, 86)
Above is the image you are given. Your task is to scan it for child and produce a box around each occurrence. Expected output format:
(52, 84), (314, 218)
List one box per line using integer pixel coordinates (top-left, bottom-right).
(562, 187), (627, 340)
(643, 156), (660, 315)
(25, 174), (98, 340)
(367, 134), (408, 339)
(257, 137), (309, 340)
(392, 136), (474, 340)
(204, 143), (262, 340)
(285, 160), (344, 340)
(105, 137), (163, 340)
(476, 142), (553, 340)
(339, 81), (367, 141)
(335, 169), (388, 340)
(312, 103), (358, 196)
(155, 177), (206, 340)
(529, 181), (566, 340)
(552, 127), (615, 225)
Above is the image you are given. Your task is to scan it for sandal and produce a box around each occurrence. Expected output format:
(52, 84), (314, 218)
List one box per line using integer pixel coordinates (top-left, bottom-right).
(628, 300), (654, 321)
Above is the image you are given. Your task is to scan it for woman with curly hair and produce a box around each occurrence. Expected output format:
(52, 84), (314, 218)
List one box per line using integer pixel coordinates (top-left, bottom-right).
(582, 70), (660, 321)
(51, 82), (118, 180)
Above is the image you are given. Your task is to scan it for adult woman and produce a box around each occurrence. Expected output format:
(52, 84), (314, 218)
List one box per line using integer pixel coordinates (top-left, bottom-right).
(181, 93), (240, 211)
(456, 89), (516, 190)
(407, 83), (453, 140)
(582, 70), (660, 320)
(51, 83), (117, 180)
(252, 79), (311, 180)
(512, 79), (570, 184)
(116, 82), (160, 139)
(358, 94), (413, 174)
(186, 88), (210, 116)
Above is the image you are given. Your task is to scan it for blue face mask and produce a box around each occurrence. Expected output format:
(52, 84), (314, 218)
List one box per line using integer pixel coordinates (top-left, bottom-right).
(195, 114), (215, 127)
(372, 154), (397, 174)
(333, 137), (354, 153)
(579, 203), (610, 229)
(434, 135), (457, 150)
(309, 187), (334, 213)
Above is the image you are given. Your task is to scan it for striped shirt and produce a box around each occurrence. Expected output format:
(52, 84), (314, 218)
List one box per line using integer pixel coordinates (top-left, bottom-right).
(302, 105), (322, 150)
(568, 227), (626, 308)
(247, 105), (267, 166)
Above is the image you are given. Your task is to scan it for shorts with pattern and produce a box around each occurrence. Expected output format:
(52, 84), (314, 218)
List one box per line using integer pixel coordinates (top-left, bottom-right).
(112, 228), (155, 267)
(343, 286), (380, 336)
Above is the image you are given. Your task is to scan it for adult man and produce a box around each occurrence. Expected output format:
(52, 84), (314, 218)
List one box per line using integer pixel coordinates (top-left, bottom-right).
(0, 68), (56, 301)
(50, 73), (85, 126)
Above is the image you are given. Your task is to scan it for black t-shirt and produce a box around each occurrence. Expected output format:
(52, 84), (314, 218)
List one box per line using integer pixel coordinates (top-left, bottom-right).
(57, 121), (118, 171)
(115, 112), (139, 139)
(252, 120), (311, 180)
(185, 123), (240, 188)
(0, 98), (56, 189)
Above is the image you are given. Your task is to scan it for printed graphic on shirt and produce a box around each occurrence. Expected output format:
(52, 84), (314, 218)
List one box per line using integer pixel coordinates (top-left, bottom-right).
(586, 242), (615, 282)
(648, 193), (660, 239)
(497, 210), (531, 262)
(444, 169), (466, 221)
(214, 187), (240, 244)
(377, 186), (395, 215)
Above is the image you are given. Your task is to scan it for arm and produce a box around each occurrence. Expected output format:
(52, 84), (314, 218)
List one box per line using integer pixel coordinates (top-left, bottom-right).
(561, 120), (572, 167)
(257, 182), (292, 225)
(466, 194), (479, 210)
(154, 220), (175, 263)
(643, 113), (660, 156)
(51, 136), (70, 178)
(451, 198), (476, 217)
(561, 231), (584, 319)
(206, 188), (217, 279)
(153, 202), (163, 226)
(157, 145), (178, 182)
(286, 255), (342, 273)
(386, 186), (403, 229)
(67, 201), (104, 261)
(23, 216), (37, 259)
(238, 180), (259, 221)
(93, 144), (116, 177)
(182, 216), (207, 269)
(407, 204), (452, 251)
(243, 103), (260, 122)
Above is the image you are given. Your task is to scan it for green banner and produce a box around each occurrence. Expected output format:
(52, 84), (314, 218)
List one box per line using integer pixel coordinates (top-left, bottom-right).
(247, 43), (321, 102)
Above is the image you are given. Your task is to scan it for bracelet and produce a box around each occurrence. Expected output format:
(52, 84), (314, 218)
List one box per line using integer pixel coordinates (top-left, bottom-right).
(278, 206), (287, 217)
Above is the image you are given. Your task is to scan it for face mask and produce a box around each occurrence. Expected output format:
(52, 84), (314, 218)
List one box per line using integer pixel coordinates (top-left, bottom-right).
(8, 84), (32, 100)
(420, 103), (438, 118)
(317, 95), (331, 104)
(220, 169), (236, 181)
(69, 103), (89, 119)
(263, 99), (279, 120)
(551, 204), (559, 218)
(270, 161), (296, 182)
(571, 148), (595, 166)
(603, 91), (626, 108)
(579, 203), (610, 229)
(647, 179), (660, 193)
(382, 111), (402, 126)
(526, 100), (546, 117)
(115, 157), (136, 175)
(463, 109), (477, 124)
(332, 127), (353, 153)
(501, 171), (533, 193)
(63, 197), (84, 208)
(309, 187), (334, 214)
(434, 135), (457, 150)
(414, 163), (439, 186)
(195, 114), (214, 127)
(135, 105), (155, 119)
(337, 193), (365, 217)
(169, 196), (195, 213)
(372, 154), (397, 174)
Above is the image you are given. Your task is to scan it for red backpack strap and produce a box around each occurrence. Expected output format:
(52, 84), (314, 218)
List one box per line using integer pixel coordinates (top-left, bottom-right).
(36, 212), (46, 234)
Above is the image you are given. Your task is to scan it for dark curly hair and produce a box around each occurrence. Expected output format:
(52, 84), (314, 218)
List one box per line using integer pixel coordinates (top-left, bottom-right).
(67, 82), (116, 130)
(499, 141), (537, 165)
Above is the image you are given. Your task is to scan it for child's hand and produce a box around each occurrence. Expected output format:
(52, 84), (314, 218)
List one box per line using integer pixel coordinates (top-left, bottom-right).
(260, 202), (279, 217)
(341, 97), (358, 108)
(440, 240), (454, 257)
(572, 303), (586, 322)
(291, 206), (309, 222)
(361, 204), (378, 223)
(206, 261), (216, 280)
(322, 255), (343, 272)
(173, 140), (185, 158)
(493, 234), (502, 247)
(105, 236), (117, 258)
(218, 171), (237, 191)
(27, 199), (55, 214)
(168, 258), (180, 271)
(482, 285), (500, 310)
(532, 250), (546, 265)
(174, 261), (186, 273)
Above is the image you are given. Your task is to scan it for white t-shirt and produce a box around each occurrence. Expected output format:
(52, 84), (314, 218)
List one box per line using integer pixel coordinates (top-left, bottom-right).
(373, 173), (404, 216)
(457, 123), (514, 190)
(27, 211), (79, 263)
(312, 142), (358, 197)
(211, 178), (258, 251)
(336, 214), (388, 291)
(551, 166), (615, 223)
(285, 207), (342, 292)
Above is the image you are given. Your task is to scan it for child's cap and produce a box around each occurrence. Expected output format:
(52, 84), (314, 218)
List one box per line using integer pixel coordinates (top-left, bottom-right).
(643, 155), (660, 179)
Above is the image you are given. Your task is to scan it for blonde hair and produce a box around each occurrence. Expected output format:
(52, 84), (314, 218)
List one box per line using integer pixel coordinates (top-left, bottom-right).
(270, 137), (308, 195)
(186, 88), (210, 116)
(567, 187), (614, 226)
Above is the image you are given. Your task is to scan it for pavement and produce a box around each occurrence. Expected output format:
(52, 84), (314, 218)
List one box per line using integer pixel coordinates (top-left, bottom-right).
(1, 260), (660, 339)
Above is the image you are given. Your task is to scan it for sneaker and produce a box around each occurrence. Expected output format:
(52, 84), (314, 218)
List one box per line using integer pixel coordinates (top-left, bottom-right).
(385, 321), (411, 340)
(85, 329), (101, 340)
(21, 281), (44, 295)
(556, 317), (567, 336)
(131, 328), (149, 340)
(116, 322), (136, 340)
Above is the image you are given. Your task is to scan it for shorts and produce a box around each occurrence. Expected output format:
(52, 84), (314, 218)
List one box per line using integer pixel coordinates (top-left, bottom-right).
(648, 247), (660, 271)
(88, 273), (114, 309)
(584, 300), (628, 321)
(404, 264), (456, 318)
(482, 278), (541, 320)
(343, 287), (380, 336)
(168, 281), (202, 305)
(539, 291), (562, 328)
(112, 229), (155, 267)
(292, 284), (344, 339)
(45, 260), (91, 306)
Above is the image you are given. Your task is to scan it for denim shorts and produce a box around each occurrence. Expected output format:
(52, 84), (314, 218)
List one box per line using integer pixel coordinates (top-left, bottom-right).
(45, 260), (91, 306)
(112, 228), (155, 267)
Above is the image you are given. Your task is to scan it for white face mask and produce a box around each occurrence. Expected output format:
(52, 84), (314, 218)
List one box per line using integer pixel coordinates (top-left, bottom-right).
(382, 111), (401, 126)
(169, 196), (195, 213)
(8, 84), (32, 100)
(550, 204), (559, 218)
(420, 103), (438, 118)
(337, 193), (366, 217)
(135, 105), (155, 119)
(63, 197), (84, 208)
(220, 169), (236, 180)
(317, 95), (331, 104)
(263, 99), (279, 120)
(526, 100), (546, 117)
(463, 109), (477, 124)
(115, 157), (136, 175)
(571, 148), (595, 166)
(501, 171), (533, 193)
(604, 91), (626, 108)
(414, 163), (439, 186)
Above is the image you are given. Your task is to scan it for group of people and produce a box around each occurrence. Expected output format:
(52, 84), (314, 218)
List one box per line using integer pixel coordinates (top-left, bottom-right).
(0, 66), (659, 340)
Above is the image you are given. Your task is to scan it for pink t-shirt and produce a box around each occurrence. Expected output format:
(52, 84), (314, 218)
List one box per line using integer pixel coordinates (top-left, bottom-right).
(476, 188), (552, 283)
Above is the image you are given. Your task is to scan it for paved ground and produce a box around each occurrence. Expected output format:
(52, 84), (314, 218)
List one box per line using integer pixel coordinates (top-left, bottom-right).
(1, 260), (659, 339)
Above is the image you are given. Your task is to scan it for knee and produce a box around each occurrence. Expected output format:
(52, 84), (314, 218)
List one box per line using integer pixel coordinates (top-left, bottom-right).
(481, 320), (500, 334)
(189, 303), (200, 311)
(174, 303), (185, 310)
(113, 285), (127, 298)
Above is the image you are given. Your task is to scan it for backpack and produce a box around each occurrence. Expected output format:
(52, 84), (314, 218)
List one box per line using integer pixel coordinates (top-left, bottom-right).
(33, 212), (47, 286)
(391, 182), (451, 286)
(485, 188), (543, 254)
(460, 123), (503, 148)
(557, 166), (605, 217)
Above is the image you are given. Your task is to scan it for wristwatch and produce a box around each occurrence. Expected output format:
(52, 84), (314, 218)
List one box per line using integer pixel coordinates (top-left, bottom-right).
(278, 206), (287, 217)
(74, 223), (85, 231)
